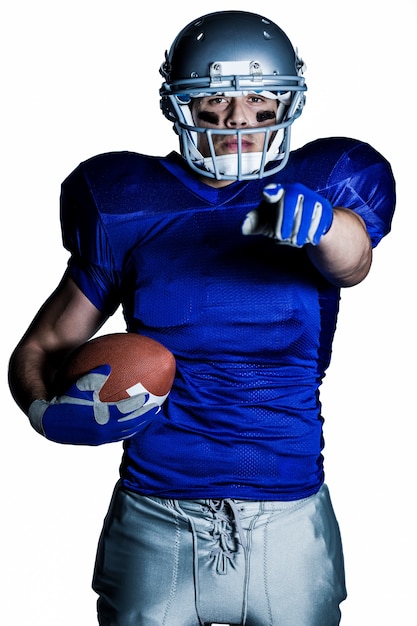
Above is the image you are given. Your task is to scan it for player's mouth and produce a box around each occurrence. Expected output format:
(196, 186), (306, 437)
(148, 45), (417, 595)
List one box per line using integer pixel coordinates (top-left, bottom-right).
(216, 135), (256, 153)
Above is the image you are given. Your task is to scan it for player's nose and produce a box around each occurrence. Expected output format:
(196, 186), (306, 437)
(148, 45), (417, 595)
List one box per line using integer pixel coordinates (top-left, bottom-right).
(225, 97), (249, 128)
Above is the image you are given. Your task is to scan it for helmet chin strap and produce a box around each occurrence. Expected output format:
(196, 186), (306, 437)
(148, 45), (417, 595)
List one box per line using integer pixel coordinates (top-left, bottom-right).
(202, 152), (265, 177)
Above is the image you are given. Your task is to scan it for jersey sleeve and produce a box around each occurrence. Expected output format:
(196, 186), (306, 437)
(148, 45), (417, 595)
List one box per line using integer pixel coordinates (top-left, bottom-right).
(60, 160), (122, 315)
(313, 138), (396, 247)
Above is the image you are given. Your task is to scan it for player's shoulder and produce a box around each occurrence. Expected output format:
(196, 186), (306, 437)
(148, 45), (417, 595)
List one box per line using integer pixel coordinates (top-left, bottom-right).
(74, 150), (163, 183)
(287, 137), (395, 246)
(81, 149), (155, 167)
(62, 151), (176, 215)
(290, 136), (392, 172)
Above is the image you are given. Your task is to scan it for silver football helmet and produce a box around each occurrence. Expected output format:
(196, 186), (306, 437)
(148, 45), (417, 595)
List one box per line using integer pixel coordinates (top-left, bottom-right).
(160, 11), (306, 181)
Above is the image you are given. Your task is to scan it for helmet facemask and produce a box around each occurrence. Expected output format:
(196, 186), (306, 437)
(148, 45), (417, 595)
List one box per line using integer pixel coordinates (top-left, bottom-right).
(160, 12), (307, 181)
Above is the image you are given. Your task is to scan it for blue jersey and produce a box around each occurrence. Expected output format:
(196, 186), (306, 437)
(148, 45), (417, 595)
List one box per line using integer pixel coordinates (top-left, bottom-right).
(61, 137), (395, 500)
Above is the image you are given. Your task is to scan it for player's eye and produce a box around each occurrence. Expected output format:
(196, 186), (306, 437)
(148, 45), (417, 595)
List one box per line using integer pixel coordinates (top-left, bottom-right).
(208, 96), (227, 105)
(248, 95), (271, 105)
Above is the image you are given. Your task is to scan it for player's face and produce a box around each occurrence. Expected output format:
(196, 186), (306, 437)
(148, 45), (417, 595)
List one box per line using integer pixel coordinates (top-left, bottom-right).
(191, 94), (278, 157)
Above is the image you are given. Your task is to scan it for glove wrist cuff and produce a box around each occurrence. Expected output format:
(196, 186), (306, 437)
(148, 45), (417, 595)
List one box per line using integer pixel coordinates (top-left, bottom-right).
(28, 399), (49, 435)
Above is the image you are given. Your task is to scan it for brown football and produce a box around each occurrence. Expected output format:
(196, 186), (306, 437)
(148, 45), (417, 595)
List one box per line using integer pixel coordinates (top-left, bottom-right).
(55, 333), (176, 402)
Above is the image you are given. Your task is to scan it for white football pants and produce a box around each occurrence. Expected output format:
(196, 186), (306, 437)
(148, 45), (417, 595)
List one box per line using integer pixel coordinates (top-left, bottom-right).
(92, 482), (346, 625)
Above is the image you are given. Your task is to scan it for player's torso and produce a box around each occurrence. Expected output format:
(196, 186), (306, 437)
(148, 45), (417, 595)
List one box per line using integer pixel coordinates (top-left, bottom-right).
(61, 140), (394, 498)
(66, 149), (341, 499)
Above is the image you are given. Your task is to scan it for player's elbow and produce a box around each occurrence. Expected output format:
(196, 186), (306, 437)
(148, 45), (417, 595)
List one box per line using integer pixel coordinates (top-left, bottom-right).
(328, 247), (373, 288)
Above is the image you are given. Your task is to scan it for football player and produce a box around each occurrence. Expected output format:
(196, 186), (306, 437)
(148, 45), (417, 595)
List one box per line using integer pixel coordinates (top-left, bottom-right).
(8, 11), (395, 625)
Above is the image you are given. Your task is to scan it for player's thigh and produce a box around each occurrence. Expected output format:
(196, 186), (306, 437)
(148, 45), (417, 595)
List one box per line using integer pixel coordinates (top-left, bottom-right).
(246, 484), (346, 626)
(92, 483), (198, 626)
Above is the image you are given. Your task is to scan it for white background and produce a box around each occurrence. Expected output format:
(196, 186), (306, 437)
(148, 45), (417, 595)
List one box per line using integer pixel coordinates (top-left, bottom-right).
(1, 1), (415, 624)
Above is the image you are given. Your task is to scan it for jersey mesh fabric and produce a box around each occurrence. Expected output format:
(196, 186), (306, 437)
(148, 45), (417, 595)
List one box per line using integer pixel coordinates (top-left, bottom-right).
(60, 137), (395, 500)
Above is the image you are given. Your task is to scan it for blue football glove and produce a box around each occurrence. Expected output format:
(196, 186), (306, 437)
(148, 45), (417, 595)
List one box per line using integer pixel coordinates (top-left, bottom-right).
(242, 182), (333, 247)
(28, 365), (164, 445)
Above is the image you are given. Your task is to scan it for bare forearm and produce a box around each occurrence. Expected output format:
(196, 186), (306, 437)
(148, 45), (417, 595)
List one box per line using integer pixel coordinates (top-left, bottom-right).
(8, 274), (108, 414)
(8, 343), (55, 413)
(307, 207), (372, 287)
